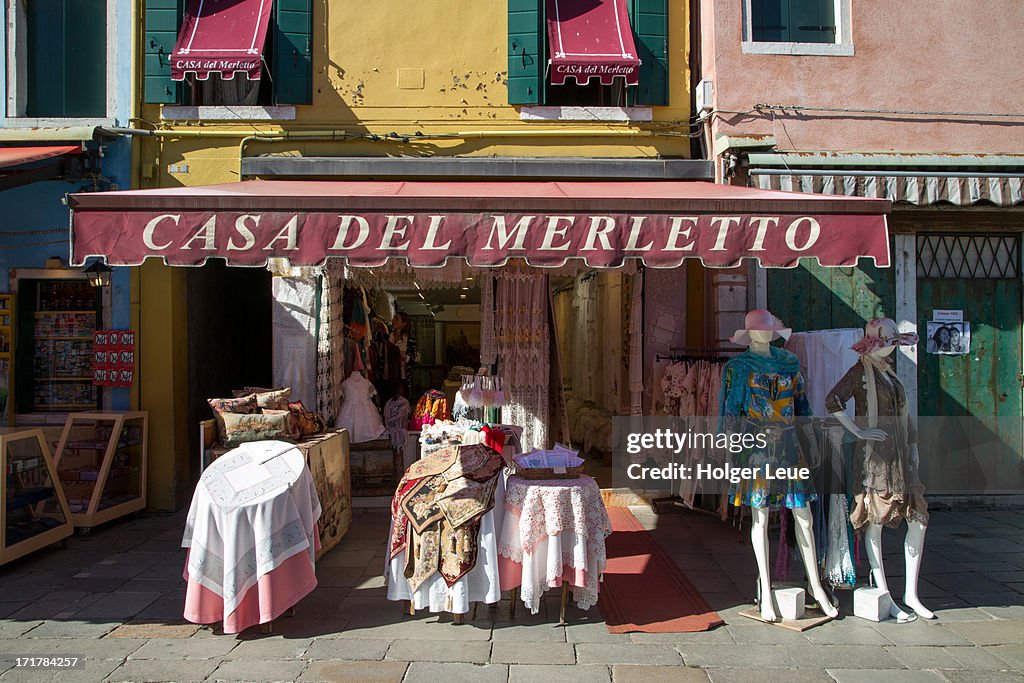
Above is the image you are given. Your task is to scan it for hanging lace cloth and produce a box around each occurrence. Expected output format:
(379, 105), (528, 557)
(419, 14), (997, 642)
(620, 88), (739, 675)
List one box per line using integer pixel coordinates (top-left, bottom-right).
(316, 260), (346, 424)
(496, 264), (550, 452)
(479, 271), (497, 367)
(627, 271), (644, 415)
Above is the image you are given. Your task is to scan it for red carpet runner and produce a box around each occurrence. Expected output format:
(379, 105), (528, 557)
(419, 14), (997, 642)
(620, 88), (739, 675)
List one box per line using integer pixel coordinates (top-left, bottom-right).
(600, 507), (725, 633)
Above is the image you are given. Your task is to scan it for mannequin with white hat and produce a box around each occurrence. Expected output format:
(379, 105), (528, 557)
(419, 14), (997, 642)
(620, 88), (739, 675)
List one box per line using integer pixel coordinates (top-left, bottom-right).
(720, 310), (838, 622)
(827, 318), (933, 621)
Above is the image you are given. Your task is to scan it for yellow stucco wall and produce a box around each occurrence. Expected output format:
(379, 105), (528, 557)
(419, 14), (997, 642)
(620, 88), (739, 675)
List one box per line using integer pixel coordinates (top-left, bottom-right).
(134, 0), (692, 510)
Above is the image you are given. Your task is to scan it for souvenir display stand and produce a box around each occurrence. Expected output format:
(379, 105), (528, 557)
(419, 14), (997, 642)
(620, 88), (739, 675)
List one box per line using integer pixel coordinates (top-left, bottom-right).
(1, 427), (74, 565)
(200, 421), (351, 560)
(53, 411), (148, 533)
(182, 441), (321, 634)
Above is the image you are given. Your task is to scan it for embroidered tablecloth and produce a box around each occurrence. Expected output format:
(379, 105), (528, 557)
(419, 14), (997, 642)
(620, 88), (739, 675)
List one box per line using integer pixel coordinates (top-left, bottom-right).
(182, 440), (321, 633)
(385, 475), (505, 614)
(498, 474), (612, 614)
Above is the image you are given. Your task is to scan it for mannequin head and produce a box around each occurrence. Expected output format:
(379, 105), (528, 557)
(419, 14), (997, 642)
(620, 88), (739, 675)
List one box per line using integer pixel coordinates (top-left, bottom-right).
(391, 311), (411, 337)
(729, 309), (791, 354)
(851, 318), (919, 357)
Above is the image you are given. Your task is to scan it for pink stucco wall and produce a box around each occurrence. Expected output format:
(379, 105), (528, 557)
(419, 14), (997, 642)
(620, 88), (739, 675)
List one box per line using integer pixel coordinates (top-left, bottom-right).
(700, 0), (1024, 155)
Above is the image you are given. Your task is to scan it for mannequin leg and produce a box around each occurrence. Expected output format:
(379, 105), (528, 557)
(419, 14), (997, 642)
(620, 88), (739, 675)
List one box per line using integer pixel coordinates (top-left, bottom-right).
(864, 523), (915, 621)
(903, 521), (934, 619)
(750, 507), (777, 622)
(791, 507), (838, 618)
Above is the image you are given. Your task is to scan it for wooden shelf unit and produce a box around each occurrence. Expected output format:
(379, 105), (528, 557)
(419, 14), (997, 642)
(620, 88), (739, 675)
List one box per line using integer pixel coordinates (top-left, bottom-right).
(1, 427), (73, 565)
(0, 294), (12, 427)
(54, 411), (148, 531)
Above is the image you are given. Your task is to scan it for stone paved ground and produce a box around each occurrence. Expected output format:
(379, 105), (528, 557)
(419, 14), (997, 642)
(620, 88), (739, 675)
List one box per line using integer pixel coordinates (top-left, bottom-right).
(1, 505), (1023, 682)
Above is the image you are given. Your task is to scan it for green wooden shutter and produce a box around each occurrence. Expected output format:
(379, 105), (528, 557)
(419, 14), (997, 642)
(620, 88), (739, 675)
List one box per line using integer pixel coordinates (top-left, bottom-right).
(144, 0), (183, 104)
(751, 0), (786, 42)
(632, 0), (668, 106)
(26, 0), (105, 117)
(789, 0), (835, 44)
(507, 0), (543, 105)
(273, 0), (313, 105)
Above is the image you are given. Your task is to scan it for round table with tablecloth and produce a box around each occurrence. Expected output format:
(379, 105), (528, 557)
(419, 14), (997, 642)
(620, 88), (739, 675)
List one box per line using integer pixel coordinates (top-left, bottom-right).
(181, 440), (321, 634)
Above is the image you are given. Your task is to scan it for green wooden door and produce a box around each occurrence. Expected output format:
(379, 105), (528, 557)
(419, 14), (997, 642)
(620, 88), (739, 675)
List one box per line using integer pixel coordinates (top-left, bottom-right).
(916, 234), (1023, 494)
(767, 256), (896, 333)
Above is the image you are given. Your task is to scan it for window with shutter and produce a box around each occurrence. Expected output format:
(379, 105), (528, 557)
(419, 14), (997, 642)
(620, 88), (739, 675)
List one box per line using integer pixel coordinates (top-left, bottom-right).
(26, 0), (106, 117)
(752, 0), (835, 44)
(507, 0), (667, 109)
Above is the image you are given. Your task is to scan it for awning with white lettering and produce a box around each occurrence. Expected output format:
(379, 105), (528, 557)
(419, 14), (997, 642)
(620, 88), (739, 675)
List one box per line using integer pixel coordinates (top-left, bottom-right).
(67, 180), (891, 269)
(171, 0), (272, 81)
(547, 0), (640, 86)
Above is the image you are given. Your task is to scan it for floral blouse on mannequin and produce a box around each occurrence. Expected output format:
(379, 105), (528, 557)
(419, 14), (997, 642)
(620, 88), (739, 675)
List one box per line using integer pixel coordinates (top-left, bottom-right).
(719, 346), (817, 509)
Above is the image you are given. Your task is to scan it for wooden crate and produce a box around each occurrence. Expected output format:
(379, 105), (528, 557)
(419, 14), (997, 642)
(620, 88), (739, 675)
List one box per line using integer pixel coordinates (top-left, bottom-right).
(199, 421), (351, 559)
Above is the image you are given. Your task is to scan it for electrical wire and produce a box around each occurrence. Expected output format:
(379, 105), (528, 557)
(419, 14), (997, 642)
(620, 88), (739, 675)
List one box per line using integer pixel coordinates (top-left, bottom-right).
(0, 229), (66, 235)
(754, 103), (1024, 119)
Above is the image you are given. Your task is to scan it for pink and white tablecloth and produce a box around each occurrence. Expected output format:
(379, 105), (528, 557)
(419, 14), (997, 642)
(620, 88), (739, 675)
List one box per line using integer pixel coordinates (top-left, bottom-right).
(498, 474), (612, 614)
(182, 441), (321, 634)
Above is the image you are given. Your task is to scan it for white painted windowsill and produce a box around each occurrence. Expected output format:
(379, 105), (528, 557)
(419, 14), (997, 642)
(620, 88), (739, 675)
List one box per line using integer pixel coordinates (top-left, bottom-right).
(741, 41), (854, 57)
(161, 106), (297, 121)
(519, 106), (653, 122)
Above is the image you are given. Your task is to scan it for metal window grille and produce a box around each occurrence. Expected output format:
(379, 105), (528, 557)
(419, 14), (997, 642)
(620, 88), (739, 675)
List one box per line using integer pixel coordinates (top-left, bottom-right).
(917, 235), (1020, 279)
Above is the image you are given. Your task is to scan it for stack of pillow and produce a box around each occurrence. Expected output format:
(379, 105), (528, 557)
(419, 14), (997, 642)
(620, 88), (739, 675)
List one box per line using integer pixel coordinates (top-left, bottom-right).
(207, 387), (326, 447)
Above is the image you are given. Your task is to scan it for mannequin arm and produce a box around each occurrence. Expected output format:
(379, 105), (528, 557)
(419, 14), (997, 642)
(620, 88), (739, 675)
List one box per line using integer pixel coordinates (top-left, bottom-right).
(830, 411), (886, 441)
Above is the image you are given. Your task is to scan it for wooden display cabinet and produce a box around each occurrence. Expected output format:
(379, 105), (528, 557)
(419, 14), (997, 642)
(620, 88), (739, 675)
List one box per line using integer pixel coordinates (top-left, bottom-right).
(0, 294), (12, 427)
(53, 411), (148, 532)
(1, 428), (73, 565)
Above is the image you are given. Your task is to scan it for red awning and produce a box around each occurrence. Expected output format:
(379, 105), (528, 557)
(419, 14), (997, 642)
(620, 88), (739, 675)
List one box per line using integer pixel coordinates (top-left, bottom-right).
(0, 145), (80, 169)
(68, 180), (891, 269)
(171, 0), (272, 81)
(547, 0), (640, 86)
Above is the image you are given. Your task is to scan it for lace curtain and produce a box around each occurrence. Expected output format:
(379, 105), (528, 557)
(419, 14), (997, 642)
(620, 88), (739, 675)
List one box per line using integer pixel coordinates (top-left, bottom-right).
(479, 271), (496, 367)
(496, 266), (550, 451)
(316, 261), (346, 424)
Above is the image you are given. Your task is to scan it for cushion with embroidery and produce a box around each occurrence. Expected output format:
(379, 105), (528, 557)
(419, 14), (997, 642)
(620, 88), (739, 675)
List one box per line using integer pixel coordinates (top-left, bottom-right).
(221, 411), (294, 447)
(207, 394), (259, 443)
(261, 409), (302, 440)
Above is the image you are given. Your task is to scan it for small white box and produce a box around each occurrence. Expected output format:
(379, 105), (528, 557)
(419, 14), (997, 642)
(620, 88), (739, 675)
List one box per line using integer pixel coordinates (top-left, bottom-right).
(772, 587), (805, 621)
(853, 586), (893, 622)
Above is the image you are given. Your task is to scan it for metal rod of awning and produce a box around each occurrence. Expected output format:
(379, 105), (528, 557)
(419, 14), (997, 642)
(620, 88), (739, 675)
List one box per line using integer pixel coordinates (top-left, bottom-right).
(750, 169), (1024, 179)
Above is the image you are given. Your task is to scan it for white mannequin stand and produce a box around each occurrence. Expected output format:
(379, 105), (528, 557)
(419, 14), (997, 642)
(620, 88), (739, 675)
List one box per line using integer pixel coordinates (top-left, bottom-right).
(830, 342), (934, 621)
(745, 330), (839, 622)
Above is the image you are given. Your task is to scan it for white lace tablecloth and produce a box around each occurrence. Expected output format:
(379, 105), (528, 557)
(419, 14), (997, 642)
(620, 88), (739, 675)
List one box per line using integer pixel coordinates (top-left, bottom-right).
(498, 474), (612, 615)
(182, 441), (321, 617)
(385, 474), (505, 614)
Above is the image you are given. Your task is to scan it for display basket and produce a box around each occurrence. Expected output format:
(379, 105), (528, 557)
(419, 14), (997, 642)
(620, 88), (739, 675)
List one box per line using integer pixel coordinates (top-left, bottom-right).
(513, 447), (584, 479)
(515, 464), (586, 480)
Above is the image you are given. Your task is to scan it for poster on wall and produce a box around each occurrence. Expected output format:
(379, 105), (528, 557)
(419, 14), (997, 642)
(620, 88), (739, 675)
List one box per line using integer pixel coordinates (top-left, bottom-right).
(93, 330), (136, 386)
(926, 321), (971, 355)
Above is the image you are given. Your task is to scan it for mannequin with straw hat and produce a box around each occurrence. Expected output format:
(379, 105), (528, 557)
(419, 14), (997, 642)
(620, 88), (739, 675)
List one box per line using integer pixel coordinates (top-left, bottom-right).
(720, 310), (838, 622)
(827, 318), (932, 621)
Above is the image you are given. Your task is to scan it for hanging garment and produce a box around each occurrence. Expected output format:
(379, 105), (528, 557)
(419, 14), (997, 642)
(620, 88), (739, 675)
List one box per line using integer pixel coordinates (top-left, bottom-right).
(719, 347), (818, 510)
(785, 329), (864, 417)
(384, 395), (412, 451)
(336, 371), (386, 443)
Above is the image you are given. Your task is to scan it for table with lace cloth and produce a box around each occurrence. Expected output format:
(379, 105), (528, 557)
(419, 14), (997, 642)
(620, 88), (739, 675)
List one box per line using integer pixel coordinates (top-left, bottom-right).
(498, 474), (612, 616)
(182, 441), (321, 634)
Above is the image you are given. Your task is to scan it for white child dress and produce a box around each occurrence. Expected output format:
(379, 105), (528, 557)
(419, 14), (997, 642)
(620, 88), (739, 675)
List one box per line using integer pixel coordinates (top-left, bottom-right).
(335, 371), (386, 443)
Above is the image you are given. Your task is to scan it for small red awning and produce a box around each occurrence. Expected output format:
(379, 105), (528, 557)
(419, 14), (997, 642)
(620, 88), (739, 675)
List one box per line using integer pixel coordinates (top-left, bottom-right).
(171, 0), (272, 81)
(547, 0), (640, 86)
(68, 180), (891, 270)
(0, 145), (80, 169)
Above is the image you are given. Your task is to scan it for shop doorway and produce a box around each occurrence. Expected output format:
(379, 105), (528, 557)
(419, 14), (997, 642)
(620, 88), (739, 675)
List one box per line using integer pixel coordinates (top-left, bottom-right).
(186, 261), (273, 482)
(916, 234), (1024, 494)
